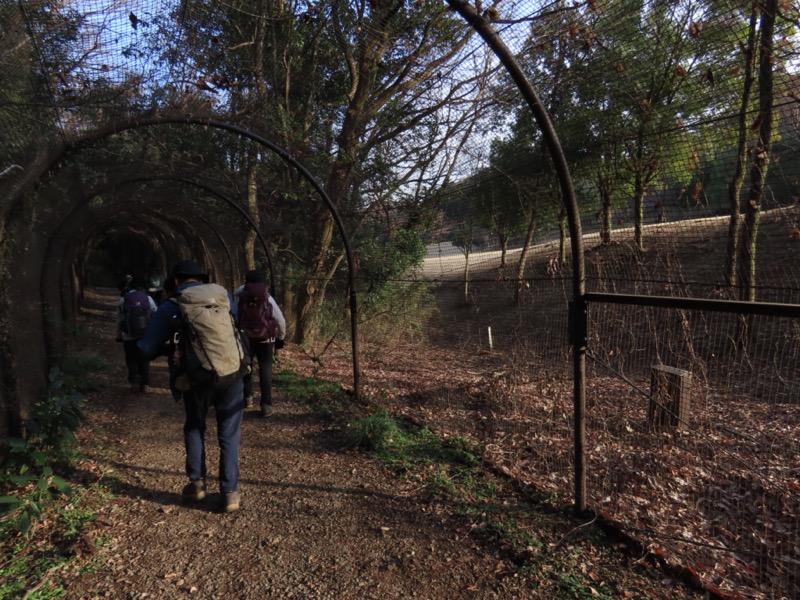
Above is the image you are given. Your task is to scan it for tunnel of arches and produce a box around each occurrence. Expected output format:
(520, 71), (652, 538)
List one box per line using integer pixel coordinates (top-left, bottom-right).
(3, 119), (361, 436)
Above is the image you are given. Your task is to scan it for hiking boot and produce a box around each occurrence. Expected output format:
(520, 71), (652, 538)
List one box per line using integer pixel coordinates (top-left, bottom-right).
(140, 385), (150, 394)
(222, 491), (240, 513)
(260, 404), (274, 418)
(244, 395), (253, 408)
(181, 479), (207, 502)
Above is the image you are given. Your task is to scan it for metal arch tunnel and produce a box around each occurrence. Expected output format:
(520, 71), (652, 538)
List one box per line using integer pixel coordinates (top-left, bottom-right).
(44, 177), (274, 334)
(74, 171), (278, 291)
(4, 117), (363, 435)
(42, 187), (243, 362)
(7, 8), (578, 488)
(58, 116), (362, 400)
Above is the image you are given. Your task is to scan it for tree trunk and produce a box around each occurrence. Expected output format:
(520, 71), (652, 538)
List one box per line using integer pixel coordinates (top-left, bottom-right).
(515, 211), (538, 305)
(244, 1), (267, 272)
(315, 253), (345, 319)
(295, 205), (336, 343)
(498, 232), (509, 269)
(463, 249), (471, 304)
(598, 172), (613, 245)
(0, 261), (21, 437)
(725, 7), (758, 289)
(633, 133), (646, 252)
(244, 159), (259, 270)
(737, 0), (776, 303)
(280, 259), (295, 338)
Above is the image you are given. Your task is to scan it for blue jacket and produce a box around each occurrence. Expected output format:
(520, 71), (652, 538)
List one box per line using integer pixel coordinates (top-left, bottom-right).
(137, 282), (237, 360)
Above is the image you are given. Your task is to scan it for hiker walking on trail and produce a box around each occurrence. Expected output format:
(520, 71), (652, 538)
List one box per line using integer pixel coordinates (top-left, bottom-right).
(137, 260), (249, 513)
(233, 269), (286, 418)
(116, 277), (156, 393)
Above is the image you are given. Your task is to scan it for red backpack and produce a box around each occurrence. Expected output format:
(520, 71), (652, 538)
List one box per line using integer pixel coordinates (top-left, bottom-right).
(237, 281), (278, 342)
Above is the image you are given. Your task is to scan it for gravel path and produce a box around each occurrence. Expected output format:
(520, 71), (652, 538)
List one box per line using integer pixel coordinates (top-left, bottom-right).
(57, 290), (699, 599)
(62, 294), (540, 599)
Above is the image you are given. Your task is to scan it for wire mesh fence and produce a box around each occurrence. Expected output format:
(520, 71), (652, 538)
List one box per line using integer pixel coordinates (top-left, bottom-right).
(376, 204), (800, 599)
(585, 305), (800, 598)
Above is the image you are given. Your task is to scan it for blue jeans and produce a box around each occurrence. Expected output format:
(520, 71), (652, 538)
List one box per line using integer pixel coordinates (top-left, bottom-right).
(183, 378), (244, 493)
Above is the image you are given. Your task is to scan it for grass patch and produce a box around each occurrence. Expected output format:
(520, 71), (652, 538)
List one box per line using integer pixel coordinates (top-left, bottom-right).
(0, 484), (107, 599)
(59, 353), (109, 393)
(273, 371), (343, 402)
(64, 323), (94, 342)
(274, 371), (348, 420)
(329, 401), (667, 599)
(345, 407), (490, 502)
(0, 548), (69, 599)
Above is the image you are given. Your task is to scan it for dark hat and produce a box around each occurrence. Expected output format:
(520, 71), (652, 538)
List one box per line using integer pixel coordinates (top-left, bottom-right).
(245, 269), (266, 284)
(171, 260), (208, 282)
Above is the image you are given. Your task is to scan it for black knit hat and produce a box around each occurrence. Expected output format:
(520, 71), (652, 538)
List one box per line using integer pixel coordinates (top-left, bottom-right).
(245, 269), (266, 284)
(171, 260), (208, 282)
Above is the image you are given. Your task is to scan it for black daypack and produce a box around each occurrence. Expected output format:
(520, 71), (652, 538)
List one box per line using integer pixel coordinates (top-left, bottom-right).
(237, 281), (279, 342)
(170, 284), (250, 390)
(122, 290), (151, 338)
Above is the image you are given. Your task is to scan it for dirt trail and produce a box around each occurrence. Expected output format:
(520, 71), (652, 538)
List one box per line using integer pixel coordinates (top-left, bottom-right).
(57, 289), (698, 599)
(62, 290), (542, 599)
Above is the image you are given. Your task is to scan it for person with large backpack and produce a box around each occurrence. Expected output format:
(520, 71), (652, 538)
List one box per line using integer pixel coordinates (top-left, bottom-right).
(116, 277), (157, 393)
(137, 260), (248, 514)
(233, 269), (286, 418)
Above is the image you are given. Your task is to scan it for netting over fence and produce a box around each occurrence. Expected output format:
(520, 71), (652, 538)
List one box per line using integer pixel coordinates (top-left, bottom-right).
(2, 1), (800, 598)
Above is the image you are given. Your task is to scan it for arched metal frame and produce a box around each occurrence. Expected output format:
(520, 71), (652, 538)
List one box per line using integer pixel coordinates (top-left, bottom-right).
(156, 176), (276, 294)
(40, 197), (231, 361)
(57, 116), (361, 400)
(79, 200), (235, 285)
(80, 174), (278, 293)
(42, 186), (235, 296)
(446, 0), (588, 511)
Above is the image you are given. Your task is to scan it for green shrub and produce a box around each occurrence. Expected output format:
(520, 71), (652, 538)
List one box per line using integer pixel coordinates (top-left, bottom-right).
(59, 353), (108, 393)
(345, 408), (406, 452)
(0, 368), (88, 535)
(26, 370), (86, 458)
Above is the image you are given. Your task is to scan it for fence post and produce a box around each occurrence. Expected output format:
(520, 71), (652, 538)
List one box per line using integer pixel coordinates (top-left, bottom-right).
(570, 299), (587, 512)
(649, 365), (692, 430)
(445, 0), (586, 512)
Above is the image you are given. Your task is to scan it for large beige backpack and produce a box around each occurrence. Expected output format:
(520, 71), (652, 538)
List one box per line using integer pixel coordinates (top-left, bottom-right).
(172, 283), (248, 388)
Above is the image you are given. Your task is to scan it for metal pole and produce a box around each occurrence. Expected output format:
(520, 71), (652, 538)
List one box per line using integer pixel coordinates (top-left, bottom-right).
(446, 0), (587, 511)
